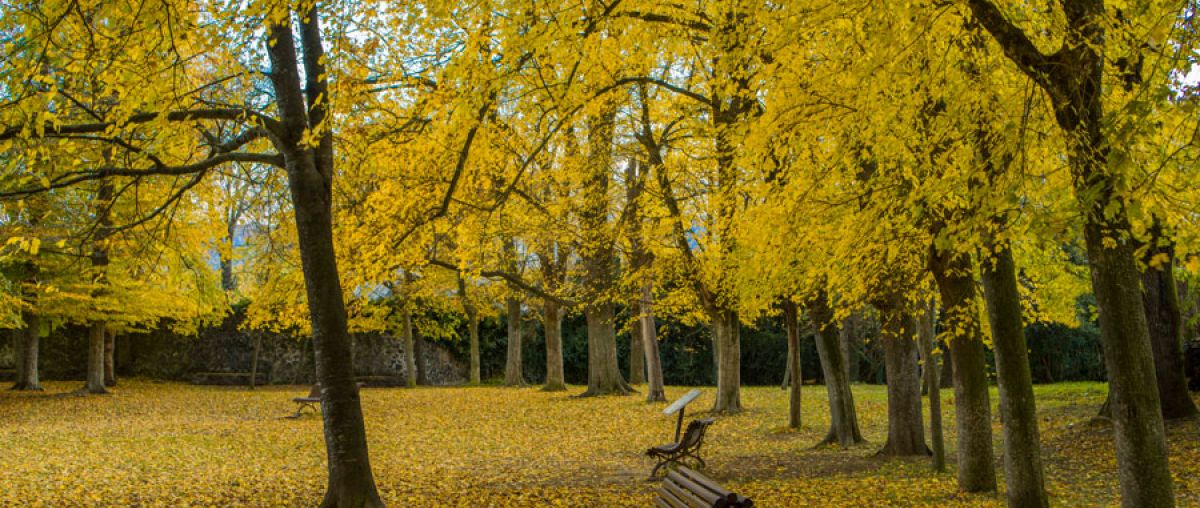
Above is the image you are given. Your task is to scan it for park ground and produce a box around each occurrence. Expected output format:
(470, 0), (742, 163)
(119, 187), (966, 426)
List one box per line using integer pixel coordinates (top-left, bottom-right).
(1, 381), (1198, 507)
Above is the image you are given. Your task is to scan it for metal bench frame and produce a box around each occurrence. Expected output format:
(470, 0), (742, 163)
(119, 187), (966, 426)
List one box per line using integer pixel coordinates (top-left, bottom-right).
(647, 418), (714, 477)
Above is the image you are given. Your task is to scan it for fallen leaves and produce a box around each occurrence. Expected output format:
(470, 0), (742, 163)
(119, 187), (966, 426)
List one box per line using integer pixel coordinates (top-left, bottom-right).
(0, 381), (1197, 506)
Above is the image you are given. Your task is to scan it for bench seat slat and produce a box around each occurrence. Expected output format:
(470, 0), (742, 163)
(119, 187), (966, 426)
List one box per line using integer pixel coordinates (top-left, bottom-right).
(662, 478), (716, 508)
(666, 470), (725, 506)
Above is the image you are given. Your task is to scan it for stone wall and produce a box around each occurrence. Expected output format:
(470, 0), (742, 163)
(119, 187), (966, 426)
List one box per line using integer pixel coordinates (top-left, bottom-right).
(0, 309), (467, 386)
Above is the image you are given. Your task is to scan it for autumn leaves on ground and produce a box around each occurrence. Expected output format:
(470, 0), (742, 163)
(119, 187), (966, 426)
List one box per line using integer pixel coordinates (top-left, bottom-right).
(0, 381), (1195, 507)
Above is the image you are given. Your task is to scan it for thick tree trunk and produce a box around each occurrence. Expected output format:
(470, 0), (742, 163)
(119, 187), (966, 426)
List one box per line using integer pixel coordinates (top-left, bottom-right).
(982, 243), (1050, 508)
(104, 329), (116, 387)
(86, 323), (107, 394)
(917, 301), (945, 472)
(403, 310), (416, 388)
(876, 297), (927, 456)
(1139, 229), (1197, 419)
(504, 296), (524, 386)
(543, 299), (566, 391)
(267, 13), (383, 506)
(581, 302), (629, 396)
(711, 308), (742, 413)
(629, 319), (645, 385)
(930, 251), (996, 492)
(640, 283), (666, 402)
(809, 291), (864, 447)
(783, 301), (802, 429)
(11, 315), (41, 391)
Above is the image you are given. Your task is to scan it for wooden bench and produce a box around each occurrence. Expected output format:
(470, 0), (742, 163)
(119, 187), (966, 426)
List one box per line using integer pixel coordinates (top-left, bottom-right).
(655, 466), (752, 508)
(290, 383), (366, 418)
(647, 418), (714, 477)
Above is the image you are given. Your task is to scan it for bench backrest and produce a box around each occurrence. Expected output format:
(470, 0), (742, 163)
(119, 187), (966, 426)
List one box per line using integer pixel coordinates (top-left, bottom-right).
(306, 384), (321, 399)
(680, 418), (714, 449)
(657, 466), (752, 508)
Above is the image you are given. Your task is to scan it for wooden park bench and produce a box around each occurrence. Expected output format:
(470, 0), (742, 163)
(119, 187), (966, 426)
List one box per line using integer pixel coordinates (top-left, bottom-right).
(289, 382), (366, 418)
(655, 465), (753, 508)
(647, 418), (714, 477)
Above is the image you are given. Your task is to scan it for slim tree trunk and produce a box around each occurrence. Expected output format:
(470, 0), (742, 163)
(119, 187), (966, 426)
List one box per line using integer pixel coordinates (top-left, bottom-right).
(982, 243), (1050, 508)
(457, 275), (481, 385)
(629, 319), (646, 385)
(783, 300), (802, 429)
(876, 295), (927, 456)
(711, 307), (742, 413)
(85, 175), (113, 395)
(504, 295), (524, 386)
(1140, 224), (1197, 419)
(809, 290), (864, 447)
(930, 250), (996, 492)
(267, 12), (383, 506)
(403, 310), (416, 388)
(917, 299), (945, 472)
(939, 341), (955, 389)
(839, 312), (862, 383)
(640, 283), (666, 402)
(543, 299), (566, 391)
(11, 314), (40, 391)
(104, 329), (116, 387)
(250, 334), (262, 389)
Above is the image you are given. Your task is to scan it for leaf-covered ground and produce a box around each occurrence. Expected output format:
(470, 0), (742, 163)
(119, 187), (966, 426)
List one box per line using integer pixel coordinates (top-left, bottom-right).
(1, 381), (1197, 507)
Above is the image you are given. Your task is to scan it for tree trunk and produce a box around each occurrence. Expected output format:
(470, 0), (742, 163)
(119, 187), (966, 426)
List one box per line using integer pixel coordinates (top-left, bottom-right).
(543, 298), (566, 391)
(468, 307), (480, 385)
(640, 283), (666, 402)
(250, 334), (262, 390)
(939, 341), (955, 389)
(930, 250), (996, 492)
(504, 296), (524, 386)
(414, 332), (427, 386)
(629, 319), (646, 385)
(839, 311), (862, 383)
(809, 291), (864, 447)
(104, 329), (116, 387)
(86, 323), (107, 394)
(982, 243), (1050, 508)
(917, 300), (945, 472)
(876, 296), (927, 456)
(11, 314), (41, 391)
(402, 310), (416, 388)
(581, 302), (629, 396)
(267, 12), (383, 506)
(1139, 224), (1197, 419)
(711, 307), (742, 413)
(783, 300), (802, 429)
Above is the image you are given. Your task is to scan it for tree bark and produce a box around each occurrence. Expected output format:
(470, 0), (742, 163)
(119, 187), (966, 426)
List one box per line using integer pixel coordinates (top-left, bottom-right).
(11, 314), (41, 391)
(543, 298), (566, 391)
(402, 310), (416, 388)
(457, 275), (480, 385)
(629, 319), (646, 385)
(640, 283), (666, 402)
(104, 329), (116, 387)
(809, 291), (864, 447)
(85, 176), (113, 395)
(1138, 223), (1197, 419)
(965, 2), (1175, 504)
(876, 296), (927, 456)
(783, 300), (802, 429)
(929, 250), (996, 492)
(504, 295), (524, 386)
(711, 307), (742, 413)
(250, 334), (262, 390)
(86, 323), (107, 393)
(982, 243), (1050, 508)
(266, 11), (383, 506)
(917, 300), (945, 472)
(839, 311), (862, 383)
(581, 302), (630, 396)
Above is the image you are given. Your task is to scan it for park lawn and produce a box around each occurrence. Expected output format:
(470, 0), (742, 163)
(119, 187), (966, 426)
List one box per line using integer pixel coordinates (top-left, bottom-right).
(0, 381), (1197, 507)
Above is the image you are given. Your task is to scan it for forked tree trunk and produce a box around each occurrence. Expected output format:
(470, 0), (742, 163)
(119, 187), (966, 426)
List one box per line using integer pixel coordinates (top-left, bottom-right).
(504, 296), (524, 386)
(917, 301), (945, 472)
(11, 315), (41, 391)
(782, 300), (802, 429)
(581, 302), (630, 396)
(640, 283), (666, 402)
(267, 12), (383, 506)
(629, 319), (645, 385)
(982, 243), (1049, 508)
(104, 329), (116, 387)
(543, 299), (566, 391)
(930, 251), (996, 492)
(809, 291), (864, 447)
(876, 296), (927, 457)
(711, 307), (742, 413)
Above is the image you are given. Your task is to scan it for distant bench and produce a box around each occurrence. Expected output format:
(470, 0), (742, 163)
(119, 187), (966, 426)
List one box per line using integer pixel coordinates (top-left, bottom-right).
(190, 372), (267, 386)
